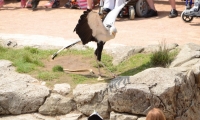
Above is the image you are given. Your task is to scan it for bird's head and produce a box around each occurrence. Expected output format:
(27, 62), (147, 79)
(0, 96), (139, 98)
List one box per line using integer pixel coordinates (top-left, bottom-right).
(106, 24), (117, 37)
(110, 26), (117, 37)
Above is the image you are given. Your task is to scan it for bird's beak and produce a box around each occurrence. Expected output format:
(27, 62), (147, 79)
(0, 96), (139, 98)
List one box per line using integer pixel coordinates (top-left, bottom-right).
(112, 32), (116, 36)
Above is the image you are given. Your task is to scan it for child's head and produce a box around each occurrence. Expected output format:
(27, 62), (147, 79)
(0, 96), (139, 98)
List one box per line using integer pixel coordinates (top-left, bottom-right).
(146, 108), (166, 120)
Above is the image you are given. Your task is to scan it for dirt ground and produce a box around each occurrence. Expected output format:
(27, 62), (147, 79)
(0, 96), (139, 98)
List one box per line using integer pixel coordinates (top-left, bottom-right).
(41, 54), (107, 88)
(1, 0), (200, 47)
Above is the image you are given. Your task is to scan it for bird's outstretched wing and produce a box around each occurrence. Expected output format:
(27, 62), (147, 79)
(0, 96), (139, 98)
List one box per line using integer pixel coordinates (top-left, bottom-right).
(103, 0), (130, 28)
(74, 10), (106, 45)
(74, 10), (95, 45)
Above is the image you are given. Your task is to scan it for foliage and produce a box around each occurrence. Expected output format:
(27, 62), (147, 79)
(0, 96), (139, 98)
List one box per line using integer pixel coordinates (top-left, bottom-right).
(52, 65), (64, 72)
(0, 45), (178, 88)
(0, 46), (54, 73)
(38, 71), (59, 81)
(150, 42), (178, 67)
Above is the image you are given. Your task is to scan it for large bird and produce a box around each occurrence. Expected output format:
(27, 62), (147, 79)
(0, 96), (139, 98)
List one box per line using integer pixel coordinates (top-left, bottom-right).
(74, 1), (129, 80)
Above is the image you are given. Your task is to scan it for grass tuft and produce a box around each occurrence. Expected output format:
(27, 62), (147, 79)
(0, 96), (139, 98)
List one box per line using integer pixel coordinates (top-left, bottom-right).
(52, 65), (64, 72)
(150, 41), (178, 67)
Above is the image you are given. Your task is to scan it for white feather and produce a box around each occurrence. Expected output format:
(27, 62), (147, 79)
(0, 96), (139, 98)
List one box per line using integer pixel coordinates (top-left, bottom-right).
(103, 0), (129, 28)
(86, 0), (129, 42)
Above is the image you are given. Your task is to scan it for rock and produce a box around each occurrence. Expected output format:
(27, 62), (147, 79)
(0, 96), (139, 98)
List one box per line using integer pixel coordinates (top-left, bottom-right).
(170, 43), (200, 67)
(60, 112), (82, 120)
(105, 46), (144, 65)
(73, 83), (110, 118)
(1, 40), (18, 48)
(0, 113), (77, 120)
(138, 117), (146, 120)
(0, 113), (55, 120)
(0, 60), (50, 115)
(143, 43), (178, 53)
(53, 83), (71, 95)
(39, 93), (76, 115)
(108, 67), (198, 120)
(110, 111), (138, 120)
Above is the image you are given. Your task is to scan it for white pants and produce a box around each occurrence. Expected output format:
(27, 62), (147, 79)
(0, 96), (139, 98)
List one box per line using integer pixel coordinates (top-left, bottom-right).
(103, 0), (125, 10)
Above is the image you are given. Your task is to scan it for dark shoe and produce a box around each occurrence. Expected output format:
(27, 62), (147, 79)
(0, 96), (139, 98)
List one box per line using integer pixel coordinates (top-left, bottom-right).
(168, 9), (178, 18)
(87, 8), (92, 12)
(103, 8), (111, 14)
(143, 9), (158, 18)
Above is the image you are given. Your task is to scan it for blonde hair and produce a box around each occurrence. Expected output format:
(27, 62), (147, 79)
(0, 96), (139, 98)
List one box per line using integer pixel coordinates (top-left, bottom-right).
(146, 108), (166, 120)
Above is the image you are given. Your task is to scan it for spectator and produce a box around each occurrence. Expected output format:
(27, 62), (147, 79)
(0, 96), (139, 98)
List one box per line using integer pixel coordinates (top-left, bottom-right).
(21, 0), (26, 8)
(102, 0), (125, 13)
(146, 108), (166, 120)
(0, 0), (4, 8)
(87, 0), (125, 12)
(144, 0), (178, 18)
(87, 0), (93, 10)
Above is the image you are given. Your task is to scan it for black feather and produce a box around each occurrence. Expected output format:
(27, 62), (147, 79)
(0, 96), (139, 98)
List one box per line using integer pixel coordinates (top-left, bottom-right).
(74, 10), (97, 45)
(74, 10), (105, 62)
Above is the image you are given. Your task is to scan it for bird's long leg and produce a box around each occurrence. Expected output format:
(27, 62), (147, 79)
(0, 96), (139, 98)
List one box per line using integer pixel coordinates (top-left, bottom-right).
(94, 55), (116, 81)
(95, 41), (116, 81)
(98, 60), (116, 78)
(94, 55), (103, 80)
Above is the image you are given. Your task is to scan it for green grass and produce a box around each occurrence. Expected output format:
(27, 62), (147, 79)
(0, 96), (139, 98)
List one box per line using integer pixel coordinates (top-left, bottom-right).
(52, 65), (64, 72)
(0, 45), (178, 88)
(38, 71), (60, 81)
(150, 42), (179, 67)
(117, 53), (152, 76)
(0, 46), (54, 73)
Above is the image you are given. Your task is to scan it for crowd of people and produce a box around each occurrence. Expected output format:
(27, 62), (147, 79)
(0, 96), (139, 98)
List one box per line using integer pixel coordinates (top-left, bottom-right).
(0, 0), (179, 17)
(87, 0), (178, 18)
(0, 0), (60, 10)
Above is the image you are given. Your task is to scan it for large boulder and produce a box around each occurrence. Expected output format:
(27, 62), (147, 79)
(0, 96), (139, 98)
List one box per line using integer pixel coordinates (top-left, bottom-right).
(108, 67), (198, 120)
(0, 113), (83, 120)
(52, 83), (71, 95)
(39, 93), (76, 115)
(170, 43), (200, 67)
(73, 83), (110, 118)
(0, 60), (50, 115)
(110, 111), (138, 120)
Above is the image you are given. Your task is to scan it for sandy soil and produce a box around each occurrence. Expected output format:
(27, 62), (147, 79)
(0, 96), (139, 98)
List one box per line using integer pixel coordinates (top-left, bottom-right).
(0, 0), (200, 48)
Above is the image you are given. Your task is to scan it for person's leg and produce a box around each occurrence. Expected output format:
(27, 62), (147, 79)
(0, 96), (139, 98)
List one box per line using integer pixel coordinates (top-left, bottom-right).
(0, 0), (4, 7)
(169, 0), (176, 9)
(144, 0), (158, 17)
(168, 0), (178, 18)
(114, 0), (125, 8)
(103, 0), (115, 10)
(146, 0), (156, 11)
(87, 0), (93, 10)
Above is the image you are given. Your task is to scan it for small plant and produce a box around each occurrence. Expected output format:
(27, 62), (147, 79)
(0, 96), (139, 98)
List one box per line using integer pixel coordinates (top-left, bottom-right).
(0, 45), (7, 53)
(150, 41), (175, 67)
(52, 65), (64, 72)
(24, 47), (39, 54)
